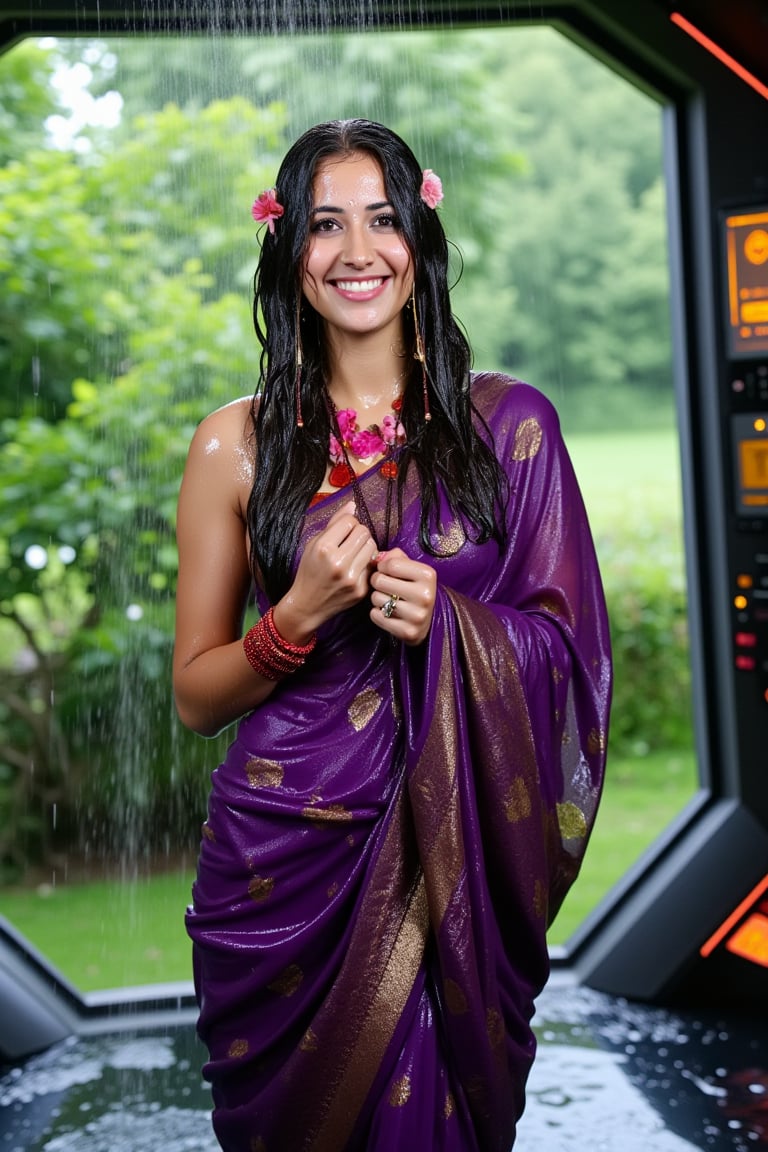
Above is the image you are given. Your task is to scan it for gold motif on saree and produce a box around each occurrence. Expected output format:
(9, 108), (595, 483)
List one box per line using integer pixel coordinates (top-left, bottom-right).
(444, 1092), (455, 1119)
(444, 977), (468, 1015)
(486, 1007), (505, 1049)
(227, 1038), (249, 1058)
(299, 1028), (318, 1052)
(587, 727), (606, 755)
(511, 416), (543, 460)
(201, 822), (216, 841)
(268, 964), (303, 997)
(432, 521), (466, 557)
(553, 666), (563, 683)
(504, 776), (532, 822)
(557, 801), (588, 839)
(327, 881), (339, 898)
(248, 875), (275, 902)
(348, 688), (382, 731)
(249, 1139), (267, 1152)
(534, 877), (547, 919)
(389, 1074), (412, 1107)
(301, 802), (352, 822)
(245, 757), (284, 788)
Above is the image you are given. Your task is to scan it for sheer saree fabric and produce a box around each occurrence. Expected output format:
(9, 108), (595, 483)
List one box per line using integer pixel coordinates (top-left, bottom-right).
(186, 373), (611, 1152)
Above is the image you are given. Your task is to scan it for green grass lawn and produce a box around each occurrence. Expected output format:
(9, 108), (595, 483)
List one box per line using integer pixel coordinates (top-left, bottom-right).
(566, 426), (683, 529)
(1, 867), (197, 992)
(1, 748), (698, 989)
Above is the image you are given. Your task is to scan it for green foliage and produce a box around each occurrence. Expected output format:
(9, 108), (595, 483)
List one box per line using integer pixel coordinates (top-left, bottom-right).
(0, 39), (60, 164)
(600, 527), (693, 753)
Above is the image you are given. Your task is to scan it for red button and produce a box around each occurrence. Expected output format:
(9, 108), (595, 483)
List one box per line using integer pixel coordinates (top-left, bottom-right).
(735, 632), (758, 647)
(735, 654), (757, 670)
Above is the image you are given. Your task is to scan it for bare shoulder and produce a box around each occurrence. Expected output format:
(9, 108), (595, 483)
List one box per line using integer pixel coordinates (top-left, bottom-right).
(188, 396), (255, 468)
(192, 395), (255, 455)
(183, 396), (256, 513)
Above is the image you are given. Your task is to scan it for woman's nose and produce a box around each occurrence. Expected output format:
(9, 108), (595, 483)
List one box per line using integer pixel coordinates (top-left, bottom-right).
(342, 225), (374, 267)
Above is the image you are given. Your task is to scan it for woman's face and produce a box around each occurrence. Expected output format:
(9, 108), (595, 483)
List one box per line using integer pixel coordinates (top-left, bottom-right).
(301, 151), (414, 345)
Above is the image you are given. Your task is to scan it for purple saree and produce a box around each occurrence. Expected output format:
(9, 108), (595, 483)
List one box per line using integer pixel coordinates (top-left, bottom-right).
(186, 373), (612, 1152)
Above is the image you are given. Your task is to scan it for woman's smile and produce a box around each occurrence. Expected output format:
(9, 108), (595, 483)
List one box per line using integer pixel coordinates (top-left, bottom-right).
(330, 275), (389, 299)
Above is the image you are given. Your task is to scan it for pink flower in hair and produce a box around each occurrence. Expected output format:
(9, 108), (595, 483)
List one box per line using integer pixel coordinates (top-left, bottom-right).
(420, 169), (443, 209)
(251, 188), (284, 234)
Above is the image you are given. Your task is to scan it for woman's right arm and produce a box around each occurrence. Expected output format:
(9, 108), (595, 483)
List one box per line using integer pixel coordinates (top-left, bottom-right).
(173, 401), (274, 737)
(173, 401), (381, 738)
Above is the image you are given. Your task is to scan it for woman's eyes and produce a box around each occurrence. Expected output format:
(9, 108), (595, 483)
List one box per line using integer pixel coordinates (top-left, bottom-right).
(309, 213), (400, 234)
(310, 218), (340, 234)
(372, 213), (399, 229)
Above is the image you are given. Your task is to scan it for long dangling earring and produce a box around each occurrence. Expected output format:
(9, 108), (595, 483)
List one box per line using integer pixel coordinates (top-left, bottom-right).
(410, 285), (431, 423)
(294, 297), (304, 429)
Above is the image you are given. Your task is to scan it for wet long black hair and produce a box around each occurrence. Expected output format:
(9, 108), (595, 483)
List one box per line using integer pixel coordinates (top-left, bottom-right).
(248, 119), (507, 603)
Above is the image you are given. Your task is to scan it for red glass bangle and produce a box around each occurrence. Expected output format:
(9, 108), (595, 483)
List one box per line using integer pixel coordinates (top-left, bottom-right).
(242, 608), (316, 681)
(263, 607), (317, 656)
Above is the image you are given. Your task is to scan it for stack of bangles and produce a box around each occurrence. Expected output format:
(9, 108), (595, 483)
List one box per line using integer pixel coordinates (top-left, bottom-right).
(242, 607), (317, 681)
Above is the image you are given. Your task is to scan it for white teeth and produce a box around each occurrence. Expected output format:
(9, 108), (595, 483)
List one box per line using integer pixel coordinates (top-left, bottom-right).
(335, 278), (383, 293)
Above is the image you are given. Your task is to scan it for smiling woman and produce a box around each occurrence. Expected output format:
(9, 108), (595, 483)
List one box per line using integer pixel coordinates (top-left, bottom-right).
(175, 118), (611, 1152)
(302, 152), (414, 350)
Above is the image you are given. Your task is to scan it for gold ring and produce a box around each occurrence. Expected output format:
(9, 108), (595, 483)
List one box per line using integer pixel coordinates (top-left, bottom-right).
(381, 593), (399, 619)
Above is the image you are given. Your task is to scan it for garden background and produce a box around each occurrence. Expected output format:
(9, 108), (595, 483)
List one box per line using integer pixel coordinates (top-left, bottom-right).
(0, 26), (696, 988)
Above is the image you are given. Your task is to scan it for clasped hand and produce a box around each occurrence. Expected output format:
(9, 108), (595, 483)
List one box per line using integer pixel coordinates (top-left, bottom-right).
(287, 501), (436, 646)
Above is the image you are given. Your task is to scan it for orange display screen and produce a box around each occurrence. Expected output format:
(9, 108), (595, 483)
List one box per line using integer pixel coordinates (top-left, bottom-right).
(739, 438), (768, 489)
(724, 209), (768, 357)
(733, 415), (768, 516)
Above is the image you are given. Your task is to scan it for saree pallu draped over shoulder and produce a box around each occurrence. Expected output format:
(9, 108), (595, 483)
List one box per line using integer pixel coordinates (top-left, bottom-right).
(186, 373), (612, 1152)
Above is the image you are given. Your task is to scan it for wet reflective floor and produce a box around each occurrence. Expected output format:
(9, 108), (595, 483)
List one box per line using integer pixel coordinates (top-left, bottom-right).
(1, 975), (765, 1151)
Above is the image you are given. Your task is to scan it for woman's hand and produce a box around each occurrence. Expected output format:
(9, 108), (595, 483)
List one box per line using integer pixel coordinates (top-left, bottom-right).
(369, 548), (437, 646)
(273, 501), (379, 642)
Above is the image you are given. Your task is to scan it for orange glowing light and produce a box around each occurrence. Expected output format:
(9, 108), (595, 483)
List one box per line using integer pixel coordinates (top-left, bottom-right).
(755, 418), (768, 432)
(734, 594), (748, 609)
(725, 913), (768, 967)
(670, 12), (768, 103)
(743, 302), (768, 323)
(736, 574), (754, 588)
(700, 873), (768, 957)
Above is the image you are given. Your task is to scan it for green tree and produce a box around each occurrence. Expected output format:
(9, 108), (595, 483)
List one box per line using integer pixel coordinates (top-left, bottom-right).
(0, 38), (59, 163)
(0, 85), (281, 874)
(469, 30), (672, 424)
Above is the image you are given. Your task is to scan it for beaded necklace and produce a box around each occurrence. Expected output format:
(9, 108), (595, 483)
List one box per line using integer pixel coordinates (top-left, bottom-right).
(328, 397), (406, 487)
(326, 392), (407, 551)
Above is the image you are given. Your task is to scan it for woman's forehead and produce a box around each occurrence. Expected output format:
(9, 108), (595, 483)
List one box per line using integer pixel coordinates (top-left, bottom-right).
(311, 151), (387, 206)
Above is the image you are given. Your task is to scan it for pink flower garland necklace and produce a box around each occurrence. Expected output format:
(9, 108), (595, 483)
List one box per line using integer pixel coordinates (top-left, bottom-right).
(328, 396), (407, 488)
